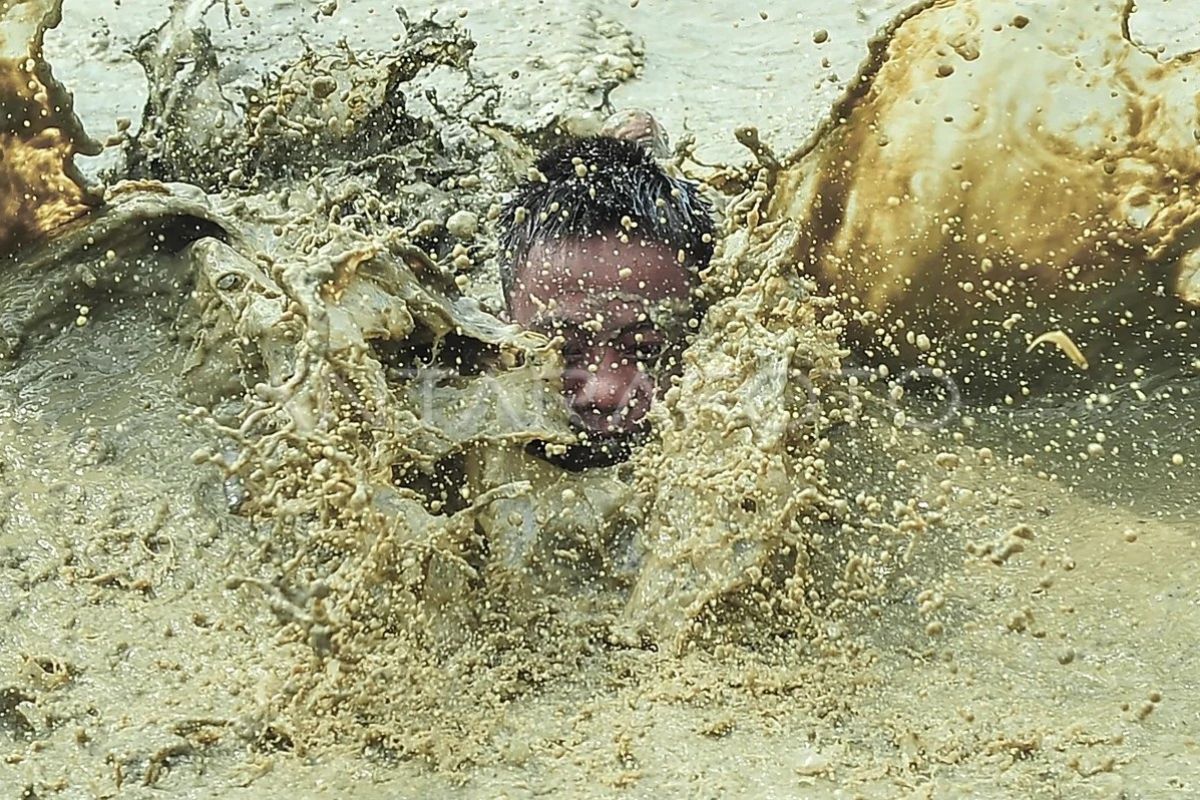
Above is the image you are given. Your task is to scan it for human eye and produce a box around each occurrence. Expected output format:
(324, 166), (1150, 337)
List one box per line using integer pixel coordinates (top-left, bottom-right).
(558, 332), (587, 362)
(636, 340), (664, 360)
(622, 330), (665, 362)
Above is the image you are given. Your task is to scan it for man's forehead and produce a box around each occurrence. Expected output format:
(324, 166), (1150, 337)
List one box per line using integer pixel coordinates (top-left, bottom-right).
(509, 233), (696, 329)
(523, 235), (681, 272)
(526, 291), (678, 330)
(518, 235), (685, 286)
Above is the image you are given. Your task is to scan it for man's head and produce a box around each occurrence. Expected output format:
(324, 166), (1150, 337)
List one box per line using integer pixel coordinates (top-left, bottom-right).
(499, 135), (714, 462)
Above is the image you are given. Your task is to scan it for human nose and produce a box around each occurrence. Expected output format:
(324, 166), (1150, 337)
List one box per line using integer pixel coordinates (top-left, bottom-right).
(563, 346), (647, 415)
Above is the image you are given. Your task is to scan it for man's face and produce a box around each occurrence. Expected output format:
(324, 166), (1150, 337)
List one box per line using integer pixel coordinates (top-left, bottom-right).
(509, 234), (695, 438)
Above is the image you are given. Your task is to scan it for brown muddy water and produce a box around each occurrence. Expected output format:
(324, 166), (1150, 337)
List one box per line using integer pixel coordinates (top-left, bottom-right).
(1, 1), (1198, 798)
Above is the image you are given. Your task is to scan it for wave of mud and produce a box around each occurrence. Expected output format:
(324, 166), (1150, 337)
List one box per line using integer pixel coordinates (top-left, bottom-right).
(2, 0), (1198, 797)
(760, 0), (1200, 389)
(0, 0), (99, 255)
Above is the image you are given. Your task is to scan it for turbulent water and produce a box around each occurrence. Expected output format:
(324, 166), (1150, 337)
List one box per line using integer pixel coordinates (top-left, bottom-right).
(1, 1), (1198, 798)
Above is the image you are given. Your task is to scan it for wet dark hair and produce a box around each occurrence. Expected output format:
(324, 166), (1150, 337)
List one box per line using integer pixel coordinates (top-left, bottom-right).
(498, 136), (715, 305)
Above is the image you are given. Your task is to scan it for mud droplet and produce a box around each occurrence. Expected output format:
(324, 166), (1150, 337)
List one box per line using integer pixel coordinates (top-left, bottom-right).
(311, 76), (338, 99)
(936, 64), (955, 78)
(812, 29), (829, 44)
(446, 210), (479, 240)
(1008, 524), (1035, 541)
(934, 452), (960, 469)
(216, 273), (242, 291)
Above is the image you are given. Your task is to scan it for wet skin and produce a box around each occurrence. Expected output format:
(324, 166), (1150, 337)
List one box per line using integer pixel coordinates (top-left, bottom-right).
(510, 233), (695, 440)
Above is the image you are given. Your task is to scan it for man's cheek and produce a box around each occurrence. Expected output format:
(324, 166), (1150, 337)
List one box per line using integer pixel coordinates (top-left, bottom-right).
(649, 348), (685, 385)
(559, 364), (647, 405)
(614, 370), (659, 420)
(561, 363), (587, 394)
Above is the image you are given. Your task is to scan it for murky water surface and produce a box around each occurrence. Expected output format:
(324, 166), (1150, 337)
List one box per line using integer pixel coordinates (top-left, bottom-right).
(1, 1), (1198, 798)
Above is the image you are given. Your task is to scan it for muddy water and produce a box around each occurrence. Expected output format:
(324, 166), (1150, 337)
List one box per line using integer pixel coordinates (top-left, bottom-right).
(2, 1), (1198, 799)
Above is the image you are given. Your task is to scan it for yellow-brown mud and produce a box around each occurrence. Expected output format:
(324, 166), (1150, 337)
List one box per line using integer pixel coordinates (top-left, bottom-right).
(0, 0), (98, 255)
(0, 1), (1197, 798)
(760, 0), (1200, 383)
